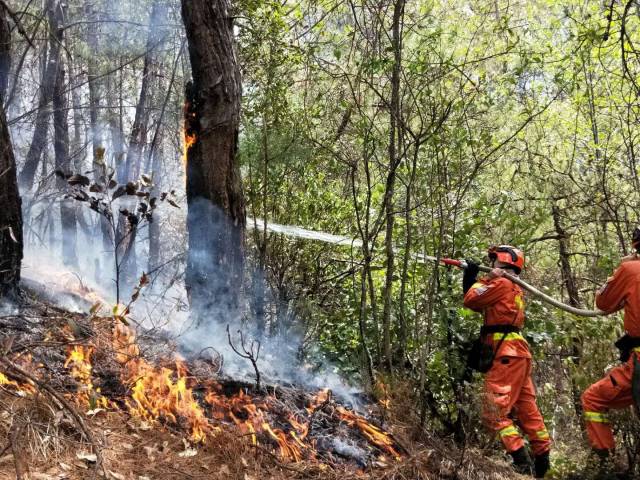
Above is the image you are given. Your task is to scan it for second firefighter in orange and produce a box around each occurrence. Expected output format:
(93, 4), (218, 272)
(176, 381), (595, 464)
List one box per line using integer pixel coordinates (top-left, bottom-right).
(580, 228), (640, 475)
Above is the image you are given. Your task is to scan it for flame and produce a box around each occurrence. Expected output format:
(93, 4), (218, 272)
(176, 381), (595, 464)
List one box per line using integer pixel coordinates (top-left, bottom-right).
(182, 98), (197, 176)
(262, 422), (304, 462)
(59, 311), (406, 462)
(203, 387), (314, 462)
(0, 371), (35, 396)
(306, 388), (330, 413)
(64, 345), (108, 408)
(113, 322), (210, 443)
(336, 406), (401, 461)
(0, 300), (406, 466)
(182, 129), (196, 170)
(377, 381), (391, 410)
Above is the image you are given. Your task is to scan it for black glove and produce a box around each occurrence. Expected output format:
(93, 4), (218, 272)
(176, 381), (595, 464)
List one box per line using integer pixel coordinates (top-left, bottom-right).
(462, 259), (479, 294)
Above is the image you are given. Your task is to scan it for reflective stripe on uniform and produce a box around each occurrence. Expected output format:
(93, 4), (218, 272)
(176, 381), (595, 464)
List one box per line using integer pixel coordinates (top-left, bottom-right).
(498, 425), (520, 438)
(514, 294), (524, 310)
(492, 332), (525, 342)
(584, 411), (609, 423)
(471, 282), (489, 295)
(535, 429), (550, 440)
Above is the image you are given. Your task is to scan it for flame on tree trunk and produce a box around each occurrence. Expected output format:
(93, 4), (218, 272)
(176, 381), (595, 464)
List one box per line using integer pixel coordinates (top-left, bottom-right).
(181, 0), (246, 321)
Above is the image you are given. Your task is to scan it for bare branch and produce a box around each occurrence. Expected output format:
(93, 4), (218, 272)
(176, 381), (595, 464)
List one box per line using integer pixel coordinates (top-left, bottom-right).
(226, 325), (261, 390)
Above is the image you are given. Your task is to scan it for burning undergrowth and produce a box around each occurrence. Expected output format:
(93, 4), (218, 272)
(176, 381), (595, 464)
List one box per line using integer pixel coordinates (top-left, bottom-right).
(0, 288), (530, 479)
(0, 292), (406, 478)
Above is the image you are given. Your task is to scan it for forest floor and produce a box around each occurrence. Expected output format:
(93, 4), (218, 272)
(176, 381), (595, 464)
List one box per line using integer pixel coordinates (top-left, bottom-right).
(0, 287), (530, 480)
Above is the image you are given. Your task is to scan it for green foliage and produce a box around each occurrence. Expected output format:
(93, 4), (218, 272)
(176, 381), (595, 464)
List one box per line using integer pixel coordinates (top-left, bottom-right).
(236, 0), (640, 474)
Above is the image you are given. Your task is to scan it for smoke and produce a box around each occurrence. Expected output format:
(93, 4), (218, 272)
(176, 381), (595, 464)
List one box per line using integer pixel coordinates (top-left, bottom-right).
(3, 0), (366, 431)
(179, 198), (362, 406)
(18, 189), (362, 407)
(328, 438), (368, 463)
(0, 299), (18, 316)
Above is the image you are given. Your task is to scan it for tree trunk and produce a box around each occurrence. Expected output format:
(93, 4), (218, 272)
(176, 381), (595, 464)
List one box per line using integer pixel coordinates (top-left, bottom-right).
(397, 146), (418, 366)
(0, 4), (22, 298)
(123, 0), (165, 182)
(18, 0), (60, 190)
(147, 42), (184, 273)
(552, 204), (585, 422)
(83, 3), (110, 256)
(53, 12), (77, 267)
(181, 0), (246, 320)
(108, 72), (126, 184)
(381, 0), (405, 372)
(117, 0), (166, 287)
(148, 145), (162, 272)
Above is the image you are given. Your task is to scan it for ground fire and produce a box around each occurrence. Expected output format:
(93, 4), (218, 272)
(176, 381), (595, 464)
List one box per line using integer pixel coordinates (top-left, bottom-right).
(0, 295), (406, 473)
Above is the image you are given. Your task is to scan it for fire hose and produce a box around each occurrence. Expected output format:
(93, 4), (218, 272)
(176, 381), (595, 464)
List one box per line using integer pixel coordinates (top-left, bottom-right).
(419, 254), (605, 318)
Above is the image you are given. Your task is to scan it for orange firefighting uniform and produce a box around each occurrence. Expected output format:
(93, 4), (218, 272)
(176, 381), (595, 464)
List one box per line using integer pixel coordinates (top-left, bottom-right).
(464, 276), (551, 456)
(581, 259), (640, 451)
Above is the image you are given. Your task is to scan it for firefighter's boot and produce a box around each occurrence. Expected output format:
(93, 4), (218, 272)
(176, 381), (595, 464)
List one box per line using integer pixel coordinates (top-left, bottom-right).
(510, 446), (533, 475)
(534, 450), (550, 478)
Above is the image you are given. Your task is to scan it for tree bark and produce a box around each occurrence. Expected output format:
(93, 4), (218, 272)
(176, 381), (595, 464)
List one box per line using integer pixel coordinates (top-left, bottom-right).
(181, 0), (246, 319)
(82, 2), (110, 256)
(123, 0), (165, 182)
(551, 204), (585, 422)
(397, 145), (418, 365)
(53, 6), (77, 268)
(148, 144), (162, 272)
(0, 3), (22, 298)
(18, 0), (60, 190)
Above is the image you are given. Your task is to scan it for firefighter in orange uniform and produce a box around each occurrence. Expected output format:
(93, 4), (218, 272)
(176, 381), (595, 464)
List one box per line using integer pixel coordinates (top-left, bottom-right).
(581, 228), (640, 474)
(463, 246), (551, 478)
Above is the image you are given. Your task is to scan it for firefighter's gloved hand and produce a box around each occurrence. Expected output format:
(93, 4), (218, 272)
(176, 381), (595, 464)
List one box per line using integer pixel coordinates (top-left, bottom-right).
(462, 259), (480, 295)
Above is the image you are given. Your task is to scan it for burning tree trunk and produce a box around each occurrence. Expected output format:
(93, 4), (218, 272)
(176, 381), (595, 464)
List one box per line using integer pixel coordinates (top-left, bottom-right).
(18, 0), (60, 191)
(181, 0), (246, 319)
(53, 8), (78, 268)
(0, 3), (23, 298)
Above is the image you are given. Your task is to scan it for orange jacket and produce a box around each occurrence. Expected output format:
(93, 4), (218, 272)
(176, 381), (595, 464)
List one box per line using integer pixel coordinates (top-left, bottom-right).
(595, 259), (640, 337)
(464, 276), (530, 358)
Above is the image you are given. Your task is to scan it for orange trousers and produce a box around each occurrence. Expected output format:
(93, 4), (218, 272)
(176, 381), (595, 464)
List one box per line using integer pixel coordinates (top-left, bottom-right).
(483, 356), (551, 456)
(581, 351), (638, 450)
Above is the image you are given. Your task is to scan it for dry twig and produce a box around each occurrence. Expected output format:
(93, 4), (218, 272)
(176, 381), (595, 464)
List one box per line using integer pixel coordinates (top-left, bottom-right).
(226, 325), (262, 390)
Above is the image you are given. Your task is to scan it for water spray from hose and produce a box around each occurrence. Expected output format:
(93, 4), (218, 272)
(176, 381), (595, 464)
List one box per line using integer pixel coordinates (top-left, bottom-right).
(251, 218), (604, 318)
